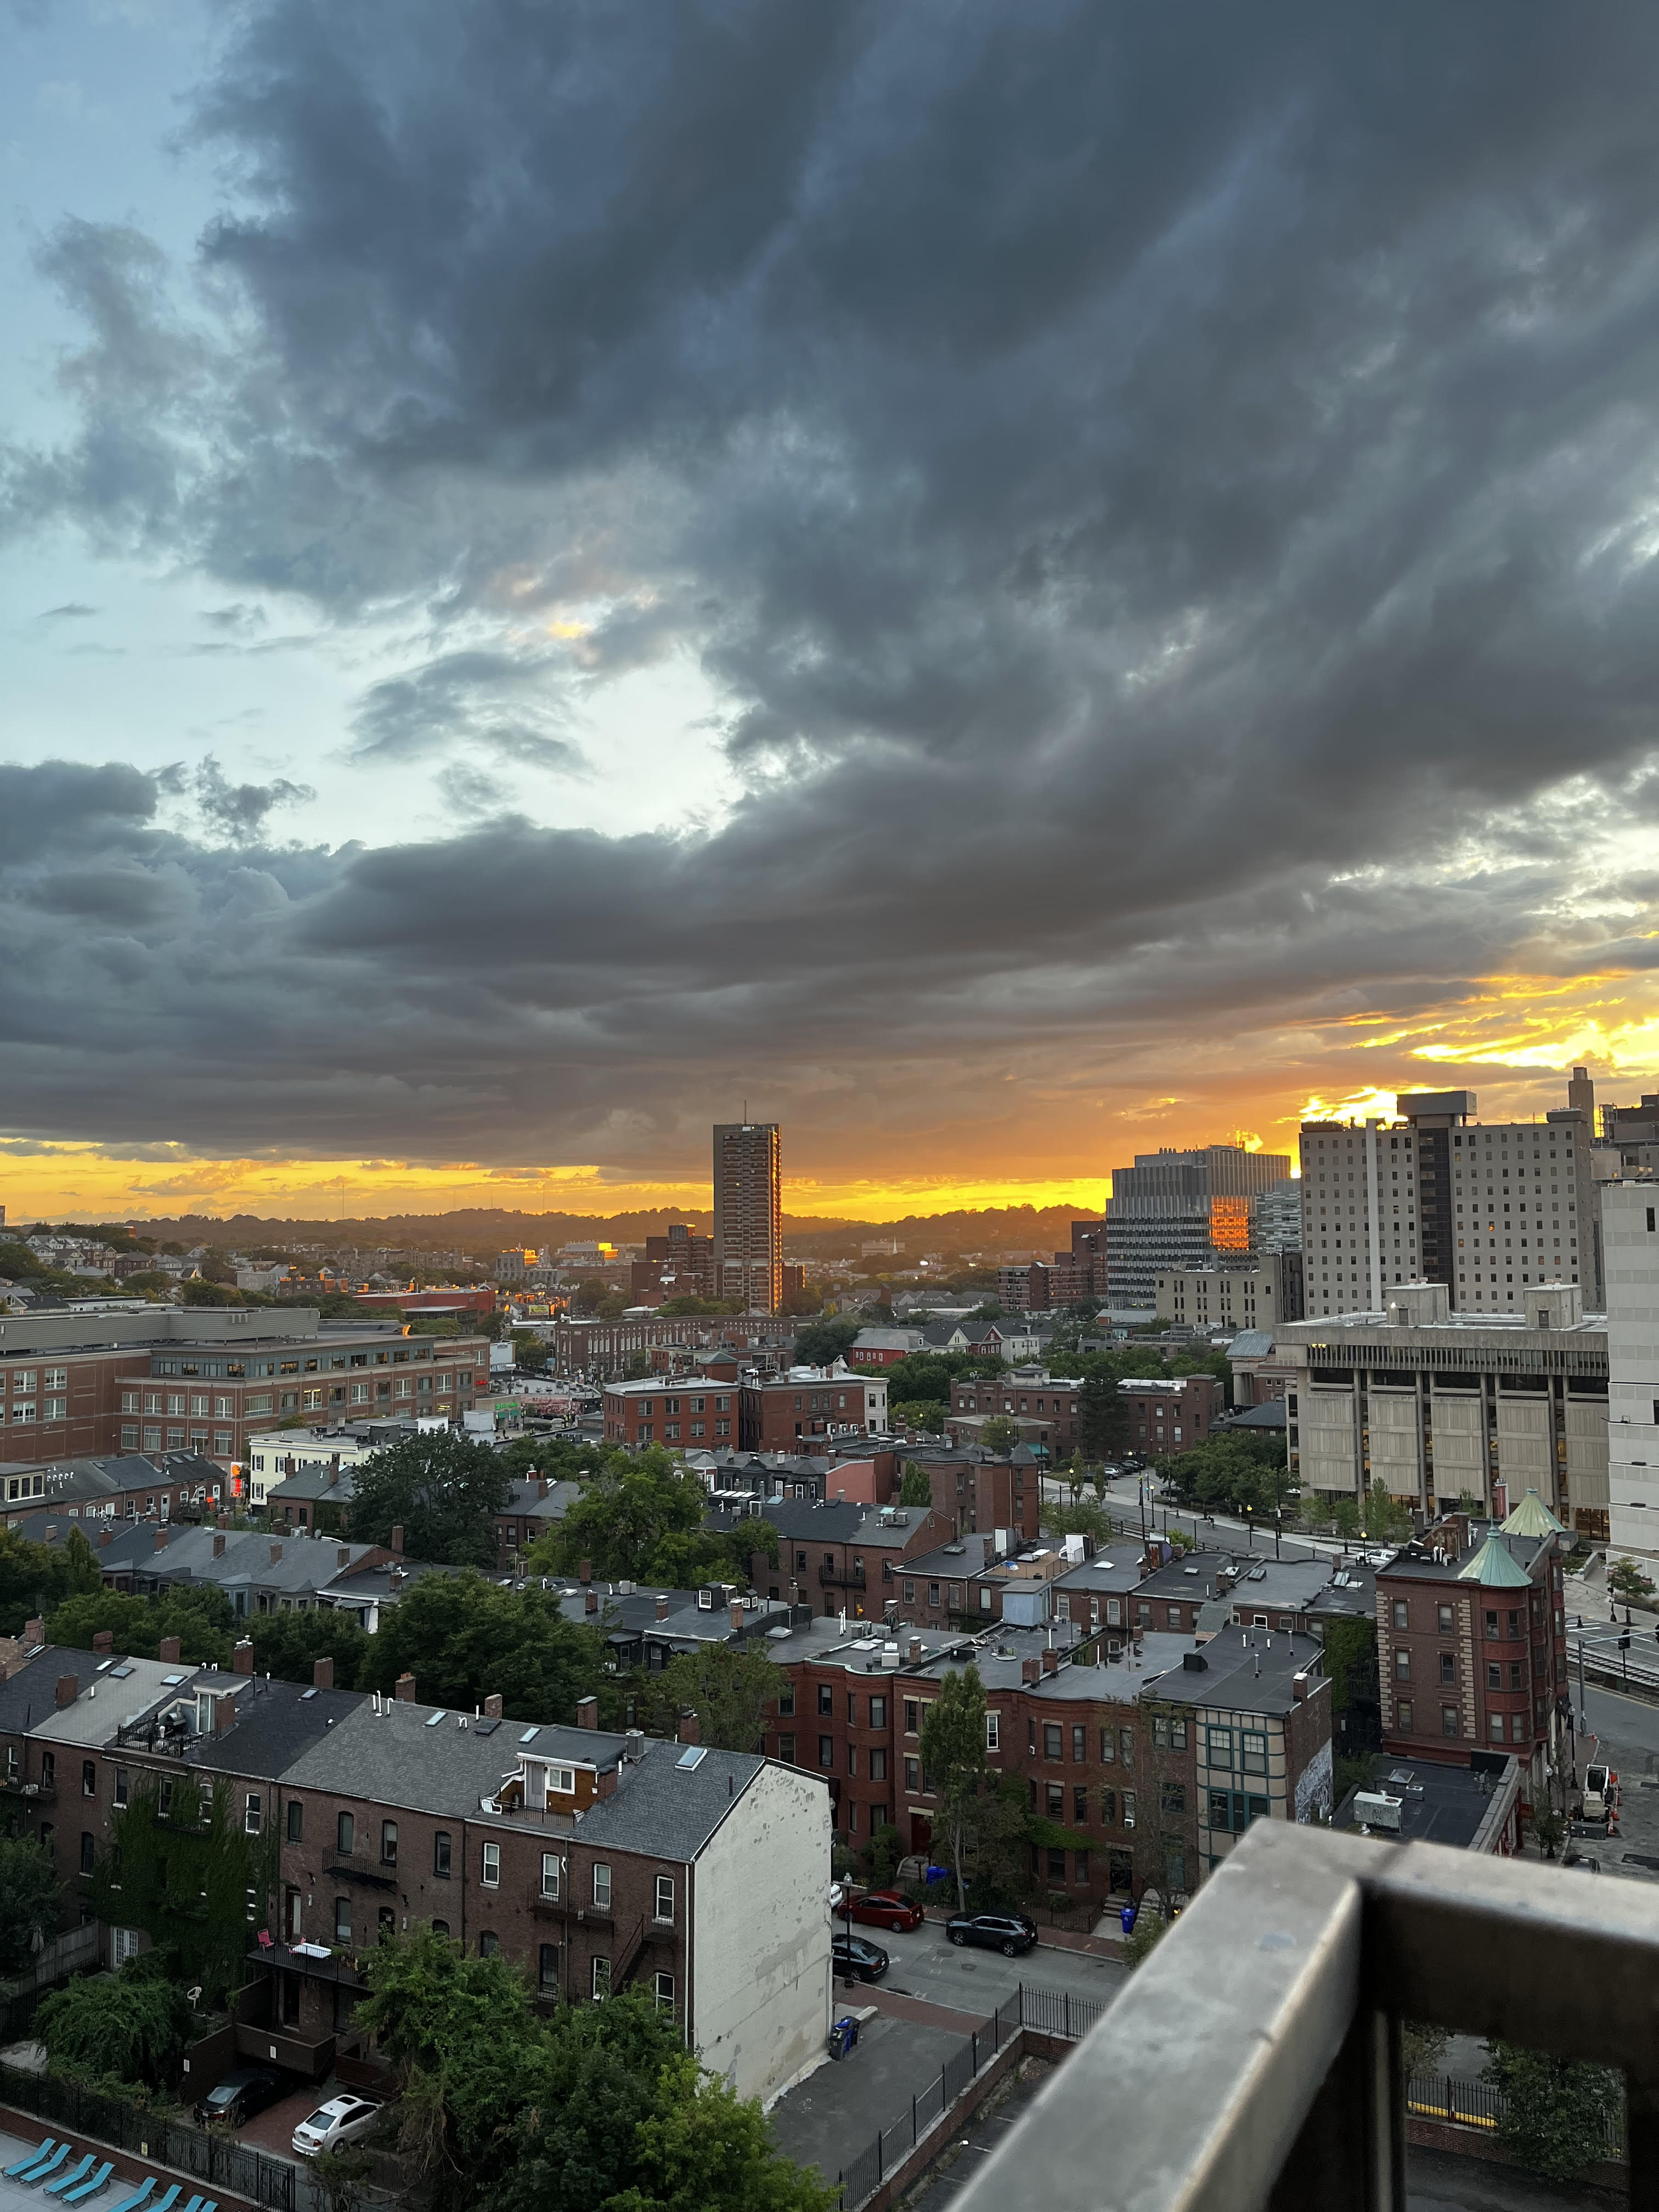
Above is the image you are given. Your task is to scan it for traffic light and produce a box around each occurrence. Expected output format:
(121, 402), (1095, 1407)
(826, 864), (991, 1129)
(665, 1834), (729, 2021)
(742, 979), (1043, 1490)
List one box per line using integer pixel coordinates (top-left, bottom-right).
(1620, 1632), (1632, 1651)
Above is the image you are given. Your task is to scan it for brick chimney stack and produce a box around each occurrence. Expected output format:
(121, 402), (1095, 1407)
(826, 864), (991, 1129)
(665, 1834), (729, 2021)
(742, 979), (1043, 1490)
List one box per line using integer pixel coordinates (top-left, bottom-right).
(575, 1695), (599, 1729)
(153, 1527), (168, 1552)
(677, 1710), (701, 1746)
(908, 1637), (922, 1662)
(215, 1693), (236, 1734)
(391, 1524), (404, 1556)
(484, 1693), (503, 1719)
(92, 1629), (114, 1656)
(728, 1598), (744, 1634)
(232, 1638), (255, 1676)
(269, 1542), (284, 1565)
(212, 1532), (227, 1558)
(97, 1529), (111, 1549)
(393, 1672), (416, 1701)
(56, 1673), (78, 1708)
(1041, 1648), (1059, 1675)
(158, 1636), (181, 1664)
(313, 1656), (334, 1690)
(584, 1588), (598, 1615)
(1020, 1657), (1040, 1685)
(656, 1594), (670, 1621)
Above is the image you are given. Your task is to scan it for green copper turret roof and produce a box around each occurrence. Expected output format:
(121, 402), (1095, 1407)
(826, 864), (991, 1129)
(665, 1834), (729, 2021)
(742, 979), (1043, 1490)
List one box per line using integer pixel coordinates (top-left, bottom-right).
(1455, 1534), (1534, 1588)
(1500, 1488), (1566, 1538)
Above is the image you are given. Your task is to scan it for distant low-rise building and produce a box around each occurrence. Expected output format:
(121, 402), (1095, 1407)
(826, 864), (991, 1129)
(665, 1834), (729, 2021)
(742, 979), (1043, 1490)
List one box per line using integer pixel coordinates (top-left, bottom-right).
(1154, 1254), (1304, 1330)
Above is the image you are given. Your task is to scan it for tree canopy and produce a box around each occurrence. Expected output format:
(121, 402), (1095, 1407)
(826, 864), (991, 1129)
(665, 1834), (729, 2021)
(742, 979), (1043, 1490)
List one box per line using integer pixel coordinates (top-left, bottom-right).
(526, 1450), (769, 1589)
(1158, 1434), (1296, 1519)
(626, 1644), (784, 1753)
(44, 1581), (237, 1668)
(0, 1835), (59, 1973)
(1077, 1372), (1130, 1462)
(249, 1605), (371, 1690)
(87, 1779), (275, 2008)
(348, 1431), (514, 1565)
(36, 1957), (191, 2091)
(357, 1570), (607, 1720)
(1485, 2042), (1624, 2183)
(0, 1522), (102, 1637)
(789, 1318), (860, 1367)
(898, 1463), (933, 1508)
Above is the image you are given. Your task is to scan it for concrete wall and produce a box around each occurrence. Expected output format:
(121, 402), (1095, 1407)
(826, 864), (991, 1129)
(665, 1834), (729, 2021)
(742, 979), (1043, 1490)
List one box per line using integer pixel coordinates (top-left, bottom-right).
(691, 1759), (832, 2104)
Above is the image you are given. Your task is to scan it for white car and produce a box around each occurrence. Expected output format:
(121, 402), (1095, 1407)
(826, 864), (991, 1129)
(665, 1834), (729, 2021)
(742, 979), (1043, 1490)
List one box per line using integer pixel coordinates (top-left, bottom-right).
(292, 2095), (381, 2158)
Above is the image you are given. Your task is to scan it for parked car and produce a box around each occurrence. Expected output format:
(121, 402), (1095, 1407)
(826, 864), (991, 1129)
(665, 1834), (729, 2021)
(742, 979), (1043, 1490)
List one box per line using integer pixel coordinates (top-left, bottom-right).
(847, 1889), (924, 1933)
(194, 2067), (284, 2130)
(946, 1912), (1039, 1957)
(292, 2095), (382, 2158)
(831, 1934), (890, 1983)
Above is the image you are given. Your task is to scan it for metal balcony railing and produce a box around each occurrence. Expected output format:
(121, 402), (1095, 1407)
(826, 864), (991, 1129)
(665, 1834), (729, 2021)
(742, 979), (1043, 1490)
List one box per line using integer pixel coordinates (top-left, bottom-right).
(949, 1820), (1659, 2212)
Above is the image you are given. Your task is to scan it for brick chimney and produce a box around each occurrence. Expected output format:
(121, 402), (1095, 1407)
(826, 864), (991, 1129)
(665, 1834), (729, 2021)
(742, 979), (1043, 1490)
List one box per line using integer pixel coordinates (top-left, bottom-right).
(215, 1693), (236, 1733)
(393, 1672), (416, 1701)
(269, 1542), (284, 1565)
(56, 1673), (78, 1708)
(579, 1559), (592, 1585)
(92, 1629), (114, 1655)
(158, 1635), (181, 1664)
(97, 1528), (111, 1549)
(24, 1617), (44, 1647)
(391, 1524), (404, 1556)
(584, 1588), (598, 1615)
(908, 1637), (922, 1662)
(153, 1527), (168, 1552)
(575, 1695), (599, 1729)
(1020, 1657), (1040, 1685)
(232, 1638), (255, 1676)
(677, 1710), (701, 1746)
(538, 1476), (549, 1499)
(313, 1656), (334, 1690)
(212, 1532), (227, 1558)
(484, 1692), (503, 1719)
(389, 1568), (405, 1596)
(1293, 1672), (1308, 1703)
(1041, 1648), (1059, 1675)
(655, 1594), (670, 1621)
(596, 1766), (619, 1798)
(337, 1546), (350, 1569)
(728, 1598), (744, 1634)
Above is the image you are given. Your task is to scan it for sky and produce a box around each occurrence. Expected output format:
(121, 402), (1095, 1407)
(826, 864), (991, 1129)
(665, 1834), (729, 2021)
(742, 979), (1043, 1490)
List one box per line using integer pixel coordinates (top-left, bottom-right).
(5, 0), (1659, 1226)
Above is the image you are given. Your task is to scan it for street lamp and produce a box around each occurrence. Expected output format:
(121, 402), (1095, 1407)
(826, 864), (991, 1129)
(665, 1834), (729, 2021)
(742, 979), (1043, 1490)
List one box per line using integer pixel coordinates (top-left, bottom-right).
(1244, 1505), (1254, 1552)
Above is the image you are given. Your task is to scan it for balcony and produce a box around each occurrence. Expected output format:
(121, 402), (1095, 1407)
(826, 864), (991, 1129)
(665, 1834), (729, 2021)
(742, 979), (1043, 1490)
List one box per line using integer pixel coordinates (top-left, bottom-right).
(0, 1775), (56, 1803)
(949, 1820), (1658, 2212)
(817, 1564), (867, 1588)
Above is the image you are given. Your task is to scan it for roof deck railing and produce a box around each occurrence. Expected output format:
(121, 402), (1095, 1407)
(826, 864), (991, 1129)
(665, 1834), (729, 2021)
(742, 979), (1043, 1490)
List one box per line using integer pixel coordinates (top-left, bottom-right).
(949, 1819), (1659, 2212)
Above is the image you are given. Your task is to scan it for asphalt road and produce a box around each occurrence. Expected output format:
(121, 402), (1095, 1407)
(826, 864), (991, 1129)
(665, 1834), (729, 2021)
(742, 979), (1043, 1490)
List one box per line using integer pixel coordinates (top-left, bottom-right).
(841, 1916), (1127, 2017)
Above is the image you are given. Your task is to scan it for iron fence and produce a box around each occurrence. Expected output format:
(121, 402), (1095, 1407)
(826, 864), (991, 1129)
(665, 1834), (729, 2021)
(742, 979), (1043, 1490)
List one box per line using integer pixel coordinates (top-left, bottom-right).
(1406, 2070), (1626, 2161)
(835, 1983), (1091, 2209)
(0, 2062), (321, 2212)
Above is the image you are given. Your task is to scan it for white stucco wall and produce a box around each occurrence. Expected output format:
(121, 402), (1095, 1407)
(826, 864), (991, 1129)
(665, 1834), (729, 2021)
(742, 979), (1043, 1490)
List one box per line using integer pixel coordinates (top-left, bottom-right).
(691, 1759), (833, 2104)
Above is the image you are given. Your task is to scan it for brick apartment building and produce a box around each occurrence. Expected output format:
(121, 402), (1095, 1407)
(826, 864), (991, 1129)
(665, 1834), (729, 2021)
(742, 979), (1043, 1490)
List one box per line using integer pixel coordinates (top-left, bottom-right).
(1375, 1508), (1570, 1801)
(996, 1223), (1110, 1313)
(2, 1449), (226, 1527)
(603, 1378), (740, 1448)
(0, 1637), (831, 2108)
(0, 1308), (487, 1472)
(945, 1370), (1082, 1457)
(1119, 1374), (1223, 1455)
(555, 1313), (797, 1381)
(739, 1368), (890, 1451)
(708, 1497), (957, 1620)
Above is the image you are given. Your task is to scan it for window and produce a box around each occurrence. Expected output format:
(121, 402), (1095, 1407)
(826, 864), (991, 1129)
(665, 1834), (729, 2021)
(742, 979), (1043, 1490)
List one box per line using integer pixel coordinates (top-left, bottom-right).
(819, 1735), (835, 1769)
(432, 1920), (450, 1938)
(1119, 1728), (1134, 1763)
(985, 1711), (1000, 1753)
(1121, 1791), (1137, 1828)
(1206, 1725), (1233, 1769)
(286, 1799), (303, 1842)
(381, 1819), (398, 1866)
(655, 1875), (675, 1922)
(82, 1759), (96, 1798)
(1392, 1600), (1408, 1630)
(593, 1863), (612, 1911)
(479, 1931), (499, 1958)
(653, 1971), (675, 2012)
(1160, 1782), (1186, 1817)
(1170, 1717), (1188, 1752)
(1072, 1725), (1086, 1763)
(541, 1852), (561, 1899)
(114, 1768), (128, 1807)
(870, 1747), (887, 1781)
(847, 1746), (858, 1776)
(904, 1699), (919, 1735)
(1043, 1724), (1062, 1760)
(1242, 1733), (1267, 1777)
(905, 1757), (920, 1792)
(592, 1957), (612, 2001)
(336, 1810), (354, 1855)
(434, 1831), (452, 1878)
(245, 1793), (262, 1833)
(1046, 1782), (1064, 1818)
(777, 1734), (796, 1763)
(1395, 1650), (1412, 1681)
(335, 1896), (352, 1943)
(1397, 1700), (1413, 1731)
(818, 1684), (834, 1715)
(1074, 1785), (1089, 1822)
(870, 1696), (887, 1728)
(1437, 1604), (1454, 1633)
(80, 1831), (95, 1875)
(1487, 1662), (1502, 1691)
(539, 1944), (560, 1992)
(1099, 1729), (1115, 1763)
(1441, 1705), (1459, 1739)
(482, 1841), (500, 1887)
(1439, 1652), (1455, 1685)
(777, 1684), (795, 1718)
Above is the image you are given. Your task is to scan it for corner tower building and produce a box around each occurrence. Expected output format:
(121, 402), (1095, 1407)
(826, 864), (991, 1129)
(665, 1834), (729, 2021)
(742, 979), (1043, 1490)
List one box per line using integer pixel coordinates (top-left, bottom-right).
(713, 1122), (782, 1313)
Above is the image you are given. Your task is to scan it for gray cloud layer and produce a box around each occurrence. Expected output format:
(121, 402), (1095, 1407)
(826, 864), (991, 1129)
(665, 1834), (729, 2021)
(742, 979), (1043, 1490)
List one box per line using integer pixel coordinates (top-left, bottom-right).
(5, 1), (1659, 1171)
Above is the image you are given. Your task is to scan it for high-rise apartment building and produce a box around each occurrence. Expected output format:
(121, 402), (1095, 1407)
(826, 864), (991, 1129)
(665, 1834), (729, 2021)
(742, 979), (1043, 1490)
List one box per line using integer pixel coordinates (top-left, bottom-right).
(1606, 1180), (1659, 1561)
(713, 1122), (782, 1312)
(1253, 1178), (1304, 1255)
(1104, 1144), (1291, 1310)
(1299, 1083), (1598, 1318)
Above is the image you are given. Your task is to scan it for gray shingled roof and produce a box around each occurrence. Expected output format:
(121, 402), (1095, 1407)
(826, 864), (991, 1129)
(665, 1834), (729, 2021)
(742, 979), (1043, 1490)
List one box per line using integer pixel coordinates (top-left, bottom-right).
(573, 1737), (769, 1863)
(184, 1676), (365, 1779)
(280, 1697), (629, 1817)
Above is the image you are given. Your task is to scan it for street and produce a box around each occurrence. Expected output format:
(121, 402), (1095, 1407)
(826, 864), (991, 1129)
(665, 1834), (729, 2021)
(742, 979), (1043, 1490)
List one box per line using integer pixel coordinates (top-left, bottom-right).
(843, 1916), (1126, 2018)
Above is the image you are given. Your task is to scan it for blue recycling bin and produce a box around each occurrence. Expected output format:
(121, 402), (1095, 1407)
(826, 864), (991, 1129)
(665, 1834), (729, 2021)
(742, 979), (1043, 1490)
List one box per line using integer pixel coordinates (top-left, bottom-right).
(828, 2016), (860, 2060)
(1120, 1903), (1137, 1936)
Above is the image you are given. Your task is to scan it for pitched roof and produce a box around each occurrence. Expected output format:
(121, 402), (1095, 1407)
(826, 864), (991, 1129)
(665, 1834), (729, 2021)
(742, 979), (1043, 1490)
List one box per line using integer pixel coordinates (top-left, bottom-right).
(280, 1695), (628, 1816)
(184, 1675), (365, 1778)
(1456, 1535), (1534, 1589)
(1500, 1489), (1566, 1538)
(574, 1737), (769, 1861)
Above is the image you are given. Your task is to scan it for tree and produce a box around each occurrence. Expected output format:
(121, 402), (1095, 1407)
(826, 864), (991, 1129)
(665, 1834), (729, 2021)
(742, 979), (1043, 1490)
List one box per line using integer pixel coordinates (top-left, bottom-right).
(791, 1318), (860, 1367)
(1319, 1617), (1376, 1718)
(532, 1451), (708, 1583)
(898, 1463), (933, 1508)
(919, 1666), (1003, 1912)
(250, 1606), (370, 1690)
(890, 1399), (946, 1435)
(358, 1571), (607, 1720)
(610, 2046), (839, 2212)
(1079, 1373), (1130, 1463)
(0, 1835), (59, 1972)
(1484, 2042), (1624, 2184)
(627, 1645), (784, 1753)
(1122, 1912), (1169, 1971)
(1610, 1558), (1655, 1608)
(348, 1432), (513, 1566)
(35, 1959), (191, 2091)
(180, 1277), (245, 1306)
(87, 1779), (275, 2008)
(1362, 1479), (1412, 1542)
(1330, 1495), (1361, 1542)
(979, 1416), (1020, 1455)
(510, 1329), (550, 1375)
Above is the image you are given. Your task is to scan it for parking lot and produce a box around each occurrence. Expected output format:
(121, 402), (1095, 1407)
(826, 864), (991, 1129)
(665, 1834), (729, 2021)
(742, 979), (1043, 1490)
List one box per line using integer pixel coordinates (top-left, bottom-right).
(838, 1916), (1125, 2019)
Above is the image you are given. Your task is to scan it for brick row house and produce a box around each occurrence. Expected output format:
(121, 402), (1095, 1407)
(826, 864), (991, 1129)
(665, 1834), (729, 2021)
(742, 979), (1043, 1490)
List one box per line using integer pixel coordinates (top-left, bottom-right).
(945, 1372), (1084, 1457)
(0, 1637), (831, 2108)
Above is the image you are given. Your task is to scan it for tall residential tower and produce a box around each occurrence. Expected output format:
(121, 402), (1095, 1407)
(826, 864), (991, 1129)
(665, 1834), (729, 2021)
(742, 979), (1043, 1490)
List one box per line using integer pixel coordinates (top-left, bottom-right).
(713, 1122), (783, 1312)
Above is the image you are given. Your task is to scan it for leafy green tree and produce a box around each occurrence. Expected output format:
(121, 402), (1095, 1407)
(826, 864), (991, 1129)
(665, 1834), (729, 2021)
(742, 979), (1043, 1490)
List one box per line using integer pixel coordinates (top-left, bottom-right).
(890, 1399), (946, 1434)
(1484, 2042), (1624, 2183)
(510, 1329), (550, 1374)
(348, 1432), (513, 1566)
(1122, 1912), (1169, 1971)
(979, 1416), (1020, 1455)
(533, 1451), (707, 1583)
(36, 1959), (191, 2091)
(0, 1835), (59, 1972)
(0, 1523), (99, 1636)
(898, 1463), (933, 1508)
(610, 2046), (839, 2212)
(1079, 1373), (1130, 1463)
(44, 1590), (165, 1657)
(1331, 1495), (1361, 1541)
(791, 1319), (860, 1367)
(180, 1277), (245, 1306)
(357, 1571), (606, 1720)
(1159, 1435), (1296, 1520)
(919, 1666), (1000, 1911)
(1319, 1618), (1376, 1718)
(1362, 1479), (1412, 1542)
(1610, 1558), (1655, 1607)
(87, 1780), (274, 2008)
(627, 1645), (785, 1752)
(250, 1606), (370, 1690)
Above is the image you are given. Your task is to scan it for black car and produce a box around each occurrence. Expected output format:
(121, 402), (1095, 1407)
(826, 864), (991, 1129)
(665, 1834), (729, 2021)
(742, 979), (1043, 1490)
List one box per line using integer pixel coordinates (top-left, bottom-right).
(194, 2066), (285, 2130)
(832, 1933), (890, 1983)
(946, 1912), (1039, 1957)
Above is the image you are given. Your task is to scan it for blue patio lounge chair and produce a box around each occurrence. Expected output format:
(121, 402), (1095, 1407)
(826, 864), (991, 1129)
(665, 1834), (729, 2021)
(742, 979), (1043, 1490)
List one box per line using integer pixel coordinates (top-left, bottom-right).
(18, 2146), (71, 2187)
(41, 2154), (95, 2198)
(3, 2143), (55, 2180)
(104, 2178), (155, 2212)
(148, 2182), (181, 2212)
(60, 2160), (113, 2204)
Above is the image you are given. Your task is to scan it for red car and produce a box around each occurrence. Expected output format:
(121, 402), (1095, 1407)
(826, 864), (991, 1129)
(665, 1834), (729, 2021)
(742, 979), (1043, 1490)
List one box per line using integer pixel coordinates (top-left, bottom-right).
(847, 1889), (924, 1933)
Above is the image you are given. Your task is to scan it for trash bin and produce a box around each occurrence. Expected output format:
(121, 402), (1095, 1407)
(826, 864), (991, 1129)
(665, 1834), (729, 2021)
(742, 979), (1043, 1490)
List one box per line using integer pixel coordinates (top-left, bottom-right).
(1120, 1904), (1137, 1937)
(827, 2016), (860, 2060)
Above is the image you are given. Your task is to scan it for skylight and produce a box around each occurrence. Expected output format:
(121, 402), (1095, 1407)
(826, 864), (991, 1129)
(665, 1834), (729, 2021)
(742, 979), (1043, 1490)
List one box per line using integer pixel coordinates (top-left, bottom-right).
(676, 1745), (707, 1770)
(425, 1709), (446, 1727)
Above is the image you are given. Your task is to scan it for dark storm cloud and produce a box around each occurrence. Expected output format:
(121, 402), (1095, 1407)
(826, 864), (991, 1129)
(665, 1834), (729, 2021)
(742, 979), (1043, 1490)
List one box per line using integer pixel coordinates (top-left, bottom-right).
(7, 1), (1659, 1164)
(194, 756), (317, 843)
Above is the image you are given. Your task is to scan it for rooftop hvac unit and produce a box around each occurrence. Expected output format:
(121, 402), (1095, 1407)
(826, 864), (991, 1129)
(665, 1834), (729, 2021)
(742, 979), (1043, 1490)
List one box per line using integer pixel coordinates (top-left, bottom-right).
(1353, 1791), (1403, 1833)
